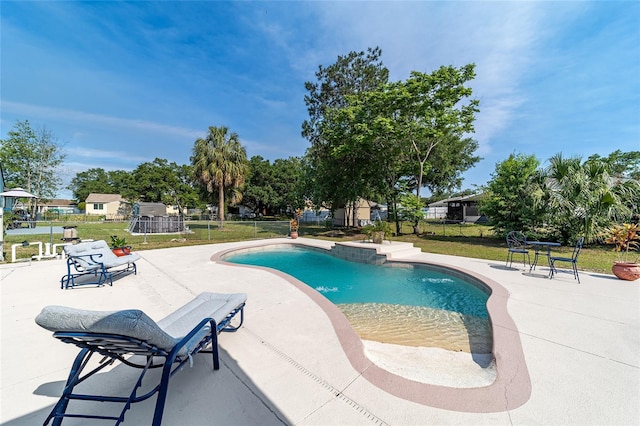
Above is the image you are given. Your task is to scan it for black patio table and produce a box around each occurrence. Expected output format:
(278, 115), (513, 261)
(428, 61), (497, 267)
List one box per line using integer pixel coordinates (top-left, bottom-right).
(527, 241), (561, 272)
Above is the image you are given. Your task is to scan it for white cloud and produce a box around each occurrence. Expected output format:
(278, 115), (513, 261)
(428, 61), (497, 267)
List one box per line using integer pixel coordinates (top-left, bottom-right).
(1, 100), (203, 140)
(67, 147), (148, 163)
(4, 0), (635, 196)
(63, 160), (133, 174)
(291, 2), (579, 155)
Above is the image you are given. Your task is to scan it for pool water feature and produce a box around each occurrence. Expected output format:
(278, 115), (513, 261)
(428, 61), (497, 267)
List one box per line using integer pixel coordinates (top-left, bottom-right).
(225, 246), (492, 353)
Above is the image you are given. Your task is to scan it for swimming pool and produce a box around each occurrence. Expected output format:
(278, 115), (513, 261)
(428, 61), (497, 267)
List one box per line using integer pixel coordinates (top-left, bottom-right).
(224, 245), (492, 353)
(214, 240), (532, 407)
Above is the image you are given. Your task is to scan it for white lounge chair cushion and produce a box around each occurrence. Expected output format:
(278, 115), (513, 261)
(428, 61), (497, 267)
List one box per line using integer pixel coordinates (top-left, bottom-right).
(35, 292), (247, 358)
(64, 240), (141, 270)
(158, 292), (247, 356)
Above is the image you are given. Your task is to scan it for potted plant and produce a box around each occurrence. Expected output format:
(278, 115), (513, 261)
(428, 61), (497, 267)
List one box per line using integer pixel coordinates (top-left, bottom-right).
(289, 209), (303, 239)
(110, 235), (131, 257)
(362, 220), (392, 244)
(605, 223), (640, 281)
(290, 217), (299, 239)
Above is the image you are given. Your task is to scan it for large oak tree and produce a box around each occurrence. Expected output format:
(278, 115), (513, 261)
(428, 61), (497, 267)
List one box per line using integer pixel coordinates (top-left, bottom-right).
(306, 55), (481, 233)
(302, 47), (389, 225)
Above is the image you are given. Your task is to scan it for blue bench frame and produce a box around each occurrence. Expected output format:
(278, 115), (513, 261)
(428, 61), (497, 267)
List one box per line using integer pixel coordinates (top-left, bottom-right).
(40, 301), (245, 426)
(61, 252), (133, 288)
(60, 241), (139, 289)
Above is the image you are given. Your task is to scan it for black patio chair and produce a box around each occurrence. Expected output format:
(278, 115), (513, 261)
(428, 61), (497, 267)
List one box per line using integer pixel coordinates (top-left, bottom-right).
(549, 237), (584, 283)
(506, 231), (530, 268)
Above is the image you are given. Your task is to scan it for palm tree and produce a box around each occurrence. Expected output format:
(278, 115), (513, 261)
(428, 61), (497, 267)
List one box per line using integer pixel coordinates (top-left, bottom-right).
(536, 153), (639, 244)
(191, 126), (249, 222)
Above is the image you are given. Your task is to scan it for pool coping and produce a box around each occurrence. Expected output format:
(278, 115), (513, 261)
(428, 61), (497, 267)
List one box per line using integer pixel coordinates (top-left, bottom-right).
(212, 240), (532, 413)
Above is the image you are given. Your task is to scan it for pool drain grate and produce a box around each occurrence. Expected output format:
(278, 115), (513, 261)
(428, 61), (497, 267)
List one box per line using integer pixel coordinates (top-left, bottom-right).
(245, 329), (389, 425)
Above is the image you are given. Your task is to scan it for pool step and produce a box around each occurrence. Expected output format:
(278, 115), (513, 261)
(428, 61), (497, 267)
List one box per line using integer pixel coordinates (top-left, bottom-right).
(374, 242), (423, 259)
(331, 241), (422, 264)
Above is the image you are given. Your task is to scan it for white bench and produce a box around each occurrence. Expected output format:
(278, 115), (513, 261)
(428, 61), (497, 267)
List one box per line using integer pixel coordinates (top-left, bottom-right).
(61, 240), (141, 289)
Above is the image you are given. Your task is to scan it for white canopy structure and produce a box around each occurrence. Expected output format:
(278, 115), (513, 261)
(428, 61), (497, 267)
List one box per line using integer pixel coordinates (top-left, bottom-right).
(1, 188), (38, 262)
(0, 187), (38, 198)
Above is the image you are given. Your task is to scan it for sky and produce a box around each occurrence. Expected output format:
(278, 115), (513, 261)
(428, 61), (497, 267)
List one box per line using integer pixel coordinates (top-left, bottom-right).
(1, 1), (639, 199)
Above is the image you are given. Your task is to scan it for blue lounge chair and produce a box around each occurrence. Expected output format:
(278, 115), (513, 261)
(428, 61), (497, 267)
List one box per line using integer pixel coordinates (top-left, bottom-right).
(35, 292), (246, 425)
(61, 240), (141, 289)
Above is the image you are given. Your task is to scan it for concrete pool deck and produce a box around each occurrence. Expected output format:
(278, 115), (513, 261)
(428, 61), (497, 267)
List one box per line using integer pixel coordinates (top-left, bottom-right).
(1, 238), (638, 425)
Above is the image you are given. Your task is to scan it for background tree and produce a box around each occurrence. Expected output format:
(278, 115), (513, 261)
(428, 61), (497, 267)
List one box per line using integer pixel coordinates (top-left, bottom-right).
(422, 134), (480, 194)
(481, 150), (639, 244)
(129, 158), (174, 202)
(68, 168), (134, 202)
(243, 156), (278, 216)
(302, 47), (389, 221)
(480, 153), (542, 236)
(271, 157), (306, 214)
(107, 170), (134, 199)
(302, 46), (389, 147)
(69, 168), (118, 201)
(311, 100), (383, 224)
(397, 193), (424, 227)
(385, 67), (480, 233)
(586, 150), (640, 180)
(536, 153), (639, 244)
(0, 120), (66, 213)
(191, 126), (249, 222)
(393, 65), (480, 200)
(162, 163), (202, 214)
(320, 87), (408, 228)
(129, 158), (200, 214)
(307, 61), (481, 233)
(243, 156), (306, 216)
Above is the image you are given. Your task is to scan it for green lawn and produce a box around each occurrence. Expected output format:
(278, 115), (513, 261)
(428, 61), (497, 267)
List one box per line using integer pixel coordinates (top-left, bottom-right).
(304, 222), (618, 275)
(1, 219), (619, 275)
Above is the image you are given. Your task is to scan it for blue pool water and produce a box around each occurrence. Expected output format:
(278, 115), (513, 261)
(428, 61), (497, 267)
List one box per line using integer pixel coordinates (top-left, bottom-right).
(225, 246), (488, 318)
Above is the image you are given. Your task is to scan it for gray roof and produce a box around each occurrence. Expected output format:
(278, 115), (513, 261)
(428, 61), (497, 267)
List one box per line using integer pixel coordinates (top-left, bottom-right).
(85, 193), (123, 203)
(42, 199), (76, 207)
(428, 193), (485, 207)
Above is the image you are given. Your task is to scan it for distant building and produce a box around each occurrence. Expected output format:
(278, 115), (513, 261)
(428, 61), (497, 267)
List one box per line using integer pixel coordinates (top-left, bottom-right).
(300, 206), (331, 223)
(36, 199), (80, 216)
(369, 202), (387, 221)
(333, 199), (372, 227)
(85, 193), (130, 220)
(227, 205), (256, 219)
(423, 199), (448, 219)
(428, 193), (487, 223)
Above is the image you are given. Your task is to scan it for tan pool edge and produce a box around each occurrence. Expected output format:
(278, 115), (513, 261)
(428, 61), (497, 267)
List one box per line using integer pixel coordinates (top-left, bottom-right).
(212, 240), (532, 413)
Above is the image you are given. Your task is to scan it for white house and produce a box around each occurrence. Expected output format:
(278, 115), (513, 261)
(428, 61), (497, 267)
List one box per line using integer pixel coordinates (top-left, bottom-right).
(85, 193), (129, 220)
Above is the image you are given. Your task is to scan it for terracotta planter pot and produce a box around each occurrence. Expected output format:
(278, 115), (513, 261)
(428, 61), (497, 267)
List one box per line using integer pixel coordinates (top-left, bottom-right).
(290, 231), (298, 239)
(112, 247), (131, 257)
(612, 262), (640, 281)
(372, 231), (385, 244)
